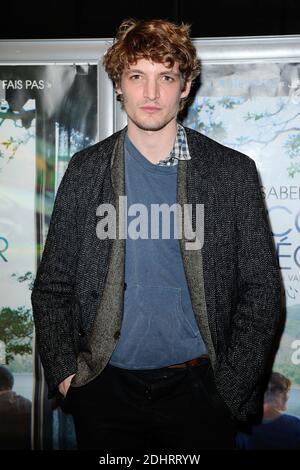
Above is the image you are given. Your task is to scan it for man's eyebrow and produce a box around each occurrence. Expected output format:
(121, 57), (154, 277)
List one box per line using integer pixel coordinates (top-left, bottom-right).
(125, 69), (145, 74)
(159, 71), (180, 77)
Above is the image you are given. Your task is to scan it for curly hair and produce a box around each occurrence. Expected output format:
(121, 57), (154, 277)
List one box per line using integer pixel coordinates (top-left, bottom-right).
(103, 18), (201, 110)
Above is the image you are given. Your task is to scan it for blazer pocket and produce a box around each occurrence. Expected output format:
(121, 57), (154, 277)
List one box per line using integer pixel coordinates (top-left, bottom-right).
(70, 297), (89, 353)
(205, 365), (231, 417)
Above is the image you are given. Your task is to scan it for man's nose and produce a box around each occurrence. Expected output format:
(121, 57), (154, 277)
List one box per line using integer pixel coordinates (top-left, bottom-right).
(143, 79), (160, 101)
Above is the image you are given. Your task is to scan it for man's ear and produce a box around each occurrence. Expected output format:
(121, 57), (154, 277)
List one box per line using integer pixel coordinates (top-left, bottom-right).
(115, 81), (122, 96)
(180, 79), (192, 99)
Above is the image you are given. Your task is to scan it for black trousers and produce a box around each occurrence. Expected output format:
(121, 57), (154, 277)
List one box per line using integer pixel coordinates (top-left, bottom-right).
(65, 359), (237, 451)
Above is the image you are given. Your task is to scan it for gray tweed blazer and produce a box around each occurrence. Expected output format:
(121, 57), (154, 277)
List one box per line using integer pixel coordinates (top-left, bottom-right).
(31, 126), (283, 422)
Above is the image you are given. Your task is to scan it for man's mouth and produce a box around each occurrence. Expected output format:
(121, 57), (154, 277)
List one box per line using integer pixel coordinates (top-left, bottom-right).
(140, 106), (161, 113)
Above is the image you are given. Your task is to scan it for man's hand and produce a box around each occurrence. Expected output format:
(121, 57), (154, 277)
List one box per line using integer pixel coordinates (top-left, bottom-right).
(58, 374), (76, 398)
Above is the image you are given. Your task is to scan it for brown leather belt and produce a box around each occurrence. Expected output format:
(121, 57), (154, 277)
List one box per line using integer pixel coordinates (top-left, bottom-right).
(167, 355), (209, 369)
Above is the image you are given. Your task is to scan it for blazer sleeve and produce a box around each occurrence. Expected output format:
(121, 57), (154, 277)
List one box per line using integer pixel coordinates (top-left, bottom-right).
(214, 156), (284, 421)
(31, 152), (81, 397)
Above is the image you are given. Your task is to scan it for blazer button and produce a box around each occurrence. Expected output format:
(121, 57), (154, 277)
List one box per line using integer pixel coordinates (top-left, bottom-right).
(78, 328), (85, 337)
(113, 330), (121, 340)
(124, 282), (127, 290)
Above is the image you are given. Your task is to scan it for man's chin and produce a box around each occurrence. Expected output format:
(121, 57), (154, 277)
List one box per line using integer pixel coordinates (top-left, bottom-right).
(137, 124), (165, 132)
(131, 118), (174, 133)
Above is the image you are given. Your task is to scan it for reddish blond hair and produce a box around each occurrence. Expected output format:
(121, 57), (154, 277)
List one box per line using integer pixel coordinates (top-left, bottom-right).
(103, 18), (201, 109)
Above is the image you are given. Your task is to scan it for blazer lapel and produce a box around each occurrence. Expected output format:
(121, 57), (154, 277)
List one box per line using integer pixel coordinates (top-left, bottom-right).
(73, 129), (126, 384)
(177, 144), (218, 367)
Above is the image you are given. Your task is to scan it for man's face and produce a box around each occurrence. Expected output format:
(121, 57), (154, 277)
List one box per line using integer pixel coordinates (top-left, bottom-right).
(278, 389), (289, 411)
(116, 58), (191, 132)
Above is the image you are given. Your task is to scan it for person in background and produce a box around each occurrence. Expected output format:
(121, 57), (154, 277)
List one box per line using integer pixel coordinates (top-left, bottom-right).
(0, 365), (31, 449)
(236, 372), (300, 449)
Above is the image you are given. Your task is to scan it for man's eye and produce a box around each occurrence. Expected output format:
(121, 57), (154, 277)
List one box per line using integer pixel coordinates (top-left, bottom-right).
(162, 76), (174, 82)
(130, 75), (142, 80)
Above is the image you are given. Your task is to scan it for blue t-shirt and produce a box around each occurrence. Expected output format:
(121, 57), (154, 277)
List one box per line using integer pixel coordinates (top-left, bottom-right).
(109, 134), (207, 369)
(236, 414), (300, 450)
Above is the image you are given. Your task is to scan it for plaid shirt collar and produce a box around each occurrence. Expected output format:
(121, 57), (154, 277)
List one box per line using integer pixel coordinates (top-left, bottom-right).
(157, 123), (191, 166)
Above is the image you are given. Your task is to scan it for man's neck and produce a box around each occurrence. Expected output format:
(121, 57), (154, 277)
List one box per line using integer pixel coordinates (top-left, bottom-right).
(127, 119), (178, 164)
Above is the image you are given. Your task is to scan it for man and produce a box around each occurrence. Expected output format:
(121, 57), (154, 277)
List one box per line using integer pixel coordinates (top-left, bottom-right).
(0, 366), (31, 449)
(31, 19), (283, 450)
